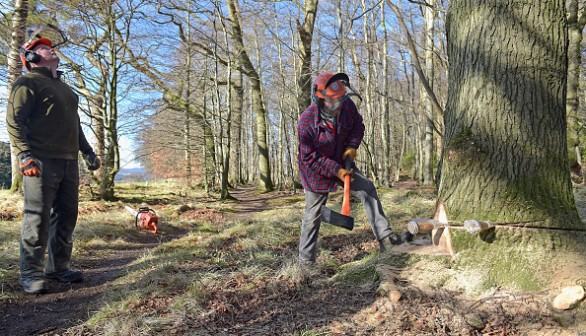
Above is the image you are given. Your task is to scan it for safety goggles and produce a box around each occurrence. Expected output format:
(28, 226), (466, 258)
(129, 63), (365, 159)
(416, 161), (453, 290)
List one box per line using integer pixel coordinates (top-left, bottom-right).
(322, 73), (363, 105)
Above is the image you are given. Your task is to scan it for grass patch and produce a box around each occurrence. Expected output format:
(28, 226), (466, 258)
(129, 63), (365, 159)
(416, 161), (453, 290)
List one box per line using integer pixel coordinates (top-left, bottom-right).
(332, 258), (382, 286)
(4, 180), (584, 334)
(266, 195), (305, 207)
(455, 247), (546, 292)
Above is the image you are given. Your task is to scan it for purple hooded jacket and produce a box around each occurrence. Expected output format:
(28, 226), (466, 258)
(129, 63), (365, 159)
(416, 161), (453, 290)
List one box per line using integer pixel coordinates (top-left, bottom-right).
(298, 99), (365, 193)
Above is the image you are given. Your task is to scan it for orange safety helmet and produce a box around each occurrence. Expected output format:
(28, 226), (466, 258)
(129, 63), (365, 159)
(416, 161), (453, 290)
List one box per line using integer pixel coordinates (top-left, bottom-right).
(312, 72), (349, 103)
(19, 37), (53, 71)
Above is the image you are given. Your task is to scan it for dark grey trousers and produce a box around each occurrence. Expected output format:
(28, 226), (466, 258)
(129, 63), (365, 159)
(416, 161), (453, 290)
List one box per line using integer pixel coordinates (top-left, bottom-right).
(20, 158), (79, 278)
(298, 168), (393, 262)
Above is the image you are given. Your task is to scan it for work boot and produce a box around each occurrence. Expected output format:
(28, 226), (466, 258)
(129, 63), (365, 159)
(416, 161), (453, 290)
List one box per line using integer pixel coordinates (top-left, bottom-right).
(44, 269), (83, 283)
(299, 259), (315, 268)
(379, 232), (403, 253)
(401, 230), (414, 243)
(19, 277), (48, 294)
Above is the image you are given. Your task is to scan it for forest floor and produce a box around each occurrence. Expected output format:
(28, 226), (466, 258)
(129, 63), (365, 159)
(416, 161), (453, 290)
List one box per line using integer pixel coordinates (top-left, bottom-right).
(0, 181), (584, 335)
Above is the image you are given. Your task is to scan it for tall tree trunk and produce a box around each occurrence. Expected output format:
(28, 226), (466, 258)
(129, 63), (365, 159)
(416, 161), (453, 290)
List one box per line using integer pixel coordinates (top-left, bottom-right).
(362, 0), (378, 185)
(422, 2), (435, 185)
(380, 1), (392, 186)
(566, 0), (586, 183)
(227, 0), (273, 192)
(439, 0), (581, 229)
(184, 7), (193, 189)
(233, 71), (244, 185)
(336, 0), (344, 73)
(276, 23), (287, 190)
(202, 90), (216, 193)
(90, 93), (106, 187)
(297, 0), (319, 115)
(99, 7), (120, 201)
(218, 7), (233, 200)
(8, 0), (28, 193)
(99, 53), (118, 199)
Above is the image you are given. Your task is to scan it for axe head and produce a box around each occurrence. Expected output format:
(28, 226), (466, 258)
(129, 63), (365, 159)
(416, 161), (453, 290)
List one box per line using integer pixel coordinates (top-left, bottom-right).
(321, 205), (354, 230)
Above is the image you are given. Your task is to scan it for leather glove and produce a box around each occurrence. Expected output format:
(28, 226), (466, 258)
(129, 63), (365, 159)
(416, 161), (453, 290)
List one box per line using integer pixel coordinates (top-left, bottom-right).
(342, 147), (357, 162)
(83, 151), (101, 170)
(18, 151), (41, 177)
(337, 168), (353, 182)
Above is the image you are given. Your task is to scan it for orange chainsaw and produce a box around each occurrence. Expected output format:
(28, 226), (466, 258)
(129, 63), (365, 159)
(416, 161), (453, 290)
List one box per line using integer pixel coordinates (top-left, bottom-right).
(124, 206), (158, 234)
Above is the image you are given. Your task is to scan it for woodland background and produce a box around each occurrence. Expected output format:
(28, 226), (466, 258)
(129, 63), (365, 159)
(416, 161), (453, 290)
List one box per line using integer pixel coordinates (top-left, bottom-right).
(0, 0), (451, 197)
(0, 0), (584, 199)
(0, 1), (586, 334)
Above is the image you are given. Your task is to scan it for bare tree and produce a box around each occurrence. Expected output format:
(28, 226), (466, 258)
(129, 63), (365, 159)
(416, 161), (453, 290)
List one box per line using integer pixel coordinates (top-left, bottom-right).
(226, 0), (273, 192)
(296, 0), (319, 114)
(7, 0), (28, 193)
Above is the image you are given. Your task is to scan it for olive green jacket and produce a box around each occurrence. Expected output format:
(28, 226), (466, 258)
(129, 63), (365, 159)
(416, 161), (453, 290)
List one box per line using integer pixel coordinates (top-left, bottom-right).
(6, 67), (92, 160)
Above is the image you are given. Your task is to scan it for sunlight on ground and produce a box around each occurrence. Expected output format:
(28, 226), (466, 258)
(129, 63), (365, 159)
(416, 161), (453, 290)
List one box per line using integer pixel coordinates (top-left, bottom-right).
(0, 181), (584, 334)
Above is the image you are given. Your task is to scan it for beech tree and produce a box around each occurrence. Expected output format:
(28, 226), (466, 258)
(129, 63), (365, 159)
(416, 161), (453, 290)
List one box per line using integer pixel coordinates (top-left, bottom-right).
(296, 0), (318, 114)
(6, 0), (28, 193)
(226, 0), (273, 192)
(438, 1), (582, 230)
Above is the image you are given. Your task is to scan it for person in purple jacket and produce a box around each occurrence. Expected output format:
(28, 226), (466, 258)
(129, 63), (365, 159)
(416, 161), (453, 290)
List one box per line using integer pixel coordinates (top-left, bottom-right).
(297, 72), (404, 264)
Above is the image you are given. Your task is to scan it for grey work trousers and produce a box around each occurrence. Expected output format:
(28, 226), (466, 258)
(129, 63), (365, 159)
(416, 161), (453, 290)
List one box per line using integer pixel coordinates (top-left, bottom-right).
(299, 168), (393, 262)
(20, 158), (80, 279)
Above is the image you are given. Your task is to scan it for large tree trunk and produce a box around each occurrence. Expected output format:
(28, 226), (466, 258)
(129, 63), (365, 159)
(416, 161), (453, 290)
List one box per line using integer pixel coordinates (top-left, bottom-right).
(218, 9), (234, 201)
(380, 2), (392, 186)
(227, 0), (273, 192)
(422, 2), (435, 185)
(439, 0), (582, 229)
(566, 0), (586, 183)
(8, 0), (28, 193)
(296, 0), (319, 115)
(98, 8), (120, 201)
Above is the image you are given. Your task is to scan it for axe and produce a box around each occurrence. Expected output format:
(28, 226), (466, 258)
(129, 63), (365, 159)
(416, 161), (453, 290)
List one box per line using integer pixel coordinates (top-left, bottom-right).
(320, 157), (354, 230)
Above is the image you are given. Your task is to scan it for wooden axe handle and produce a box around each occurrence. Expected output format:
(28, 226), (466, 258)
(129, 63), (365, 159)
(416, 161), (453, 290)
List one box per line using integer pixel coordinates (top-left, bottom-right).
(341, 157), (352, 216)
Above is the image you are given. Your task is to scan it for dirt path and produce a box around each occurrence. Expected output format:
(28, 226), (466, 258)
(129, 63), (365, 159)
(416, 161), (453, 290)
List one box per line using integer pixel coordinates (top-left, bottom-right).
(0, 234), (176, 336)
(229, 185), (271, 214)
(228, 185), (297, 219)
(0, 185), (292, 336)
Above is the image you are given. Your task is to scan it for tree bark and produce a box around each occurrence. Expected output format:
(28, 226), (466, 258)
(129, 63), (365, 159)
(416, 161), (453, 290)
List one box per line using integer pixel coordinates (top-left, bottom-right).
(233, 71), (244, 185)
(380, 1), (392, 186)
(8, 0), (28, 193)
(184, 7), (193, 189)
(218, 7), (234, 200)
(439, 0), (582, 229)
(227, 0), (274, 192)
(566, 0), (586, 183)
(99, 13), (120, 201)
(422, 2), (435, 185)
(296, 0), (319, 115)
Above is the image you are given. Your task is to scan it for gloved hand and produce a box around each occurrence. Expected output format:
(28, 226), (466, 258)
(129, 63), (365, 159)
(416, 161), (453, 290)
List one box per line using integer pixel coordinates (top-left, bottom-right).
(83, 151), (101, 170)
(342, 147), (357, 162)
(18, 151), (41, 177)
(337, 168), (353, 182)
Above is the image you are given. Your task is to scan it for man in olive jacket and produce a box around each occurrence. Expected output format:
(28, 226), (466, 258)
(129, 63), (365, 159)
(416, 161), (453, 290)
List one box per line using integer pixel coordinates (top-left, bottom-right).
(6, 37), (100, 294)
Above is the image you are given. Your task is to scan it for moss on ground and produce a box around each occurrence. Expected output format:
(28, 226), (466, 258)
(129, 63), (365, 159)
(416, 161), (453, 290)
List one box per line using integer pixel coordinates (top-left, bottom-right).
(332, 252), (420, 287)
(332, 261), (382, 286)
